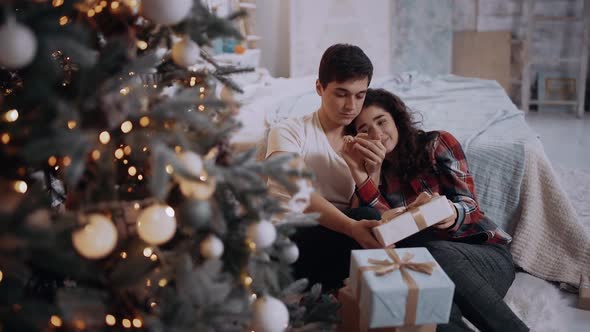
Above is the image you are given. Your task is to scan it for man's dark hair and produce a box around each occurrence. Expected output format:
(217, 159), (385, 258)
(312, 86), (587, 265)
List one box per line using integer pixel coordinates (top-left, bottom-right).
(318, 44), (373, 88)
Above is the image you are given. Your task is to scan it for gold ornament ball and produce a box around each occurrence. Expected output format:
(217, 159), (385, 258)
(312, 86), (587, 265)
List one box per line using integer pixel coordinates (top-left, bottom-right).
(171, 37), (200, 68)
(72, 214), (118, 259)
(178, 176), (216, 200)
(137, 205), (177, 245)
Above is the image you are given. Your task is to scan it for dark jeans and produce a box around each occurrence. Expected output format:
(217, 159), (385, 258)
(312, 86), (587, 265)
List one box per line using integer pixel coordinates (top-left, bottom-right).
(290, 207), (529, 332)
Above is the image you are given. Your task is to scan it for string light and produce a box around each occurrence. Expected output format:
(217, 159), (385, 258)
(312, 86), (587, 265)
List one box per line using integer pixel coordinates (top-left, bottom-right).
(246, 240), (256, 251)
(142, 247), (153, 257)
(150, 254), (157, 261)
(165, 165), (173, 174)
(120, 87), (130, 96)
(136, 40), (148, 50)
(95, 5), (103, 13)
(189, 77), (197, 86)
(48, 156), (57, 166)
(67, 120), (77, 129)
(165, 206), (175, 217)
(146, 279), (151, 287)
(132, 318), (143, 328)
(87, 9), (95, 17)
(50, 315), (63, 327)
(100, 0), (107, 6)
(137, 174), (143, 181)
(123, 145), (132, 155)
(62, 156), (72, 167)
(150, 301), (157, 308)
(128, 166), (137, 176)
(134, 203), (141, 210)
(174, 146), (182, 153)
(1, 133), (10, 144)
(52, 0), (64, 7)
(120, 251), (128, 259)
(114, 148), (124, 159)
(121, 121), (133, 133)
(73, 320), (85, 330)
(199, 87), (205, 93)
(243, 275), (253, 287)
(139, 116), (150, 127)
(0, 269), (3, 283)
(105, 314), (116, 326)
(59, 16), (69, 25)
(111, 1), (120, 10)
(158, 278), (168, 287)
(122, 318), (131, 328)
(123, 159), (128, 165)
(13, 181), (27, 194)
(91, 149), (101, 160)
(198, 105), (205, 111)
(99, 131), (110, 144)
(4, 109), (18, 122)
(142, 146), (148, 152)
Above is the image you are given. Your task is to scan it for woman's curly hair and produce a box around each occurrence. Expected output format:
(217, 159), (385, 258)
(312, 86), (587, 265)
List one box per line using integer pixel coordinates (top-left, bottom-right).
(346, 88), (438, 182)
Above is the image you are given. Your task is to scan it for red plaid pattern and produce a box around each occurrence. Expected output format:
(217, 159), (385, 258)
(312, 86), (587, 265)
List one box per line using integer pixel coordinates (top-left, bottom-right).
(355, 131), (511, 244)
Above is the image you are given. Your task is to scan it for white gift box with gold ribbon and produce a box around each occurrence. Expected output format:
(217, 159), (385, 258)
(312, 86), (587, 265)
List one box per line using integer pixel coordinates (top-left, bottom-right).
(373, 194), (454, 247)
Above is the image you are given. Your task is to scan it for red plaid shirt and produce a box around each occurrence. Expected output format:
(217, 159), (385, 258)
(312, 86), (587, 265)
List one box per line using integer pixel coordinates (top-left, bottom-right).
(355, 131), (511, 245)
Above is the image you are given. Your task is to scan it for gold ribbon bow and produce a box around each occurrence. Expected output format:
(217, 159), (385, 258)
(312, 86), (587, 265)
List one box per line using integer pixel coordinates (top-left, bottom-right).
(380, 192), (437, 231)
(357, 248), (437, 326)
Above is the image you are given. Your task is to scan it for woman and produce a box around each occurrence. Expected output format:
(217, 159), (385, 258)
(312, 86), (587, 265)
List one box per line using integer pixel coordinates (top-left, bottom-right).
(341, 88), (528, 332)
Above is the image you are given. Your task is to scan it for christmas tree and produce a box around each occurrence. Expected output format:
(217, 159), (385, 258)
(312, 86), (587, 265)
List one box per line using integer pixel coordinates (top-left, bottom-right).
(0, 1), (338, 331)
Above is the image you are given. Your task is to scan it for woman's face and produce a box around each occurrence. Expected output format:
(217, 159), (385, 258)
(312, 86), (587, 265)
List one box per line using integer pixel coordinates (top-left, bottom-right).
(354, 105), (398, 153)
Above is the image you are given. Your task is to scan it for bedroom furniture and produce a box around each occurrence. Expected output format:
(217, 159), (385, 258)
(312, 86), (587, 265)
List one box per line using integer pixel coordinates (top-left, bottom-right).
(520, 0), (590, 117)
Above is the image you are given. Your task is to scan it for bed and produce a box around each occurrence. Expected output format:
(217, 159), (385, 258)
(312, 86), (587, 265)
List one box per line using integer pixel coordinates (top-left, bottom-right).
(229, 70), (590, 331)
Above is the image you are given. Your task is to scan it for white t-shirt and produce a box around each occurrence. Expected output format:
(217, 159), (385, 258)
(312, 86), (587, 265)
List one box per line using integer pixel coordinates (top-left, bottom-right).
(266, 111), (355, 210)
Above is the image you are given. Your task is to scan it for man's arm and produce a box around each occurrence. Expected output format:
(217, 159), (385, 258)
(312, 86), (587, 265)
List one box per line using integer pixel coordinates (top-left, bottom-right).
(267, 151), (382, 249)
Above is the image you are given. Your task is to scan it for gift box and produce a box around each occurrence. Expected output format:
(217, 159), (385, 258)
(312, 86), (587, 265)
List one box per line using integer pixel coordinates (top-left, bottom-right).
(338, 286), (437, 332)
(373, 193), (454, 247)
(348, 248), (455, 330)
(579, 275), (590, 310)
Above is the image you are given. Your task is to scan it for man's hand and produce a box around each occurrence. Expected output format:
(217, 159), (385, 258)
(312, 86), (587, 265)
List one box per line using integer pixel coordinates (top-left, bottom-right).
(351, 134), (387, 182)
(433, 200), (457, 230)
(347, 219), (383, 249)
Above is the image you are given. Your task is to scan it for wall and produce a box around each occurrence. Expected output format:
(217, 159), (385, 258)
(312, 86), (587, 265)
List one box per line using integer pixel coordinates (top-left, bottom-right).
(255, 0), (290, 78)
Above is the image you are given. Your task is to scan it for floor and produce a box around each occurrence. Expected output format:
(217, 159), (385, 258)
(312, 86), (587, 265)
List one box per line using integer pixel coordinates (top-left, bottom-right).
(523, 108), (590, 332)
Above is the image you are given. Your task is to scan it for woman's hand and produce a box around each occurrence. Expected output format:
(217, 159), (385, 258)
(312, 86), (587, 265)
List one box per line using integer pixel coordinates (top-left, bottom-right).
(433, 199), (457, 230)
(347, 219), (383, 249)
(341, 136), (370, 185)
(351, 134), (387, 183)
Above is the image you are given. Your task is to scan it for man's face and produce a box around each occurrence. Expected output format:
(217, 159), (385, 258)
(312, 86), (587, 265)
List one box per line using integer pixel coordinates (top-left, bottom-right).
(316, 77), (369, 127)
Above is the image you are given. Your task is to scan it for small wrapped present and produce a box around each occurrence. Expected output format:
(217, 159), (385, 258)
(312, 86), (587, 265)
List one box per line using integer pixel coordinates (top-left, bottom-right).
(349, 248), (455, 331)
(579, 275), (590, 310)
(338, 286), (436, 332)
(373, 193), (454, 247)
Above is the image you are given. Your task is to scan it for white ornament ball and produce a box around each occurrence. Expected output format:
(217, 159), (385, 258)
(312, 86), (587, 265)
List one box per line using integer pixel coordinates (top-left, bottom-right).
(72, 214), (118, 259)
(171, 37), (200, 67)
(252, 295), (289, 332)
(247, 220), (277, 250)
(0, 19), (37, 70)
(279, 243), (299, 264)
(200, 234), (224, 259)
(141, 0), (193, 25)
(137, 204), (177, 245)
(178, 151), (203, 178)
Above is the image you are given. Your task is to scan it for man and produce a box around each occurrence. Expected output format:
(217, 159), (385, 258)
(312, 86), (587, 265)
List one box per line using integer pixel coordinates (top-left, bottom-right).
(265, 44), (384, 290)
